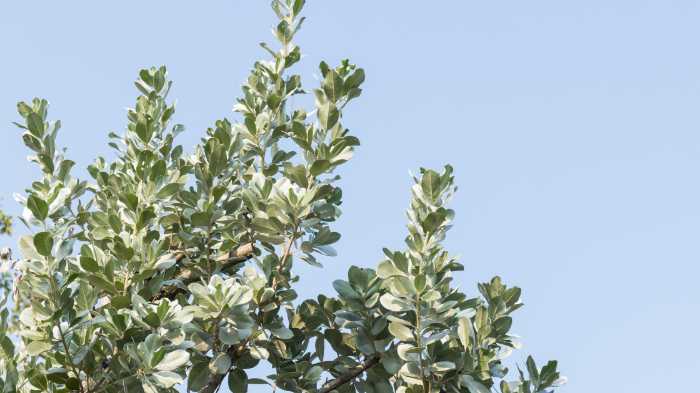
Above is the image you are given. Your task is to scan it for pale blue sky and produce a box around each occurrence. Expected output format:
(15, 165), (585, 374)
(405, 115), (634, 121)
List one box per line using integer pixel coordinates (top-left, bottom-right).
(2, 1), (699, 392)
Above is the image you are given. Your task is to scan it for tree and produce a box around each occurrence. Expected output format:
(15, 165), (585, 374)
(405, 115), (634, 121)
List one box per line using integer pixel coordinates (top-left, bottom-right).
(0, 1), (565, 393)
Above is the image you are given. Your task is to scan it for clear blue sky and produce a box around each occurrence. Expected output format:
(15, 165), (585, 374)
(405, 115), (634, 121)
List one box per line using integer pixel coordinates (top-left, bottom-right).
(2, 1), (699, 392)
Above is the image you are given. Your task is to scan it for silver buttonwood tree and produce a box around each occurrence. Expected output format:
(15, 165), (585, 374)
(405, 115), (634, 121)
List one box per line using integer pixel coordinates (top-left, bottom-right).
(0, 1), (565, 393)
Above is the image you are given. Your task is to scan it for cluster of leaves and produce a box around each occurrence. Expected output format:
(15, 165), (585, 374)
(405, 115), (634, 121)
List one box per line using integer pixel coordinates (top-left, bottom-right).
(0, 211), (10, 236)
(0, 1), (563, 393)
(0, 210), (12, 349)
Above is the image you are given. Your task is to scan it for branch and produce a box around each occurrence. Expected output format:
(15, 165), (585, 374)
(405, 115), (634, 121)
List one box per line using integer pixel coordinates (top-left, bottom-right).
(319, 355), (381, 393)
(200, 343), (246, 393)
(270, 226), (297, 289)
(149, 243), (255, 301)
(57, 324), (84, 393)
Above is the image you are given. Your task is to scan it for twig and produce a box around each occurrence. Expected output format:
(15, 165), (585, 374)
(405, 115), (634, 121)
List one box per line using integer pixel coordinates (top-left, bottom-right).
(57, 324), (84, 393)
(270, 227), (297, 289)
(200, 343), (246, 393)
(318, 355), (382, 393)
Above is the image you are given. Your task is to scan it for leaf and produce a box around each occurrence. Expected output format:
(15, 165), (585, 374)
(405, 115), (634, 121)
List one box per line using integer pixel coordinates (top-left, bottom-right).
(374, 379), (393, 393)
(461, 375), (490, 393)
(249, 346), (269, 360)
(304, 365), (323, 382)
(382, 352), (402, 374)
(33, 232), (53, 257)
(26, 195), (48, 221)
(154, 253), (177, 271)
(377, 260), (403, 279)
(80, 256), (99, 273)
(493, 316), (512, 336)
(318, 101), (339, 130)
(229, 286), (254, 306)
(310, 159), (331, 176)
(85, 274), (118, 295)
(335, 311), (362, 323)
(55, 238), (74, 260)
(292, 0), (305, 16)
(371, 317), (388, 335)
(228, 368), (248, 393)
(380, 293), (410, 312)
(540, 360), (560, 387)
(152, 371), (183, 388)
(285, 165), (308, 187)
(323, 71), (344, 102)
(314, 245), (337, 257)
(66, 378), (81, 391)
(270, 326), (294, 340)
(156, 183), (181, 199)
(333, 280), (361, 300)
(396, 344), (420, 362)
(458, 317), (472, 350)
(421, 209), (447, 234)
(111, 295), (130, 310)
(386, 276), (415, 296)
(355, 329), (375, 354)
(0, 336), (15, 357)
(220, 324), (246, 345)
(526, 356), (539, 381)
(319, 61), (330, 77)
(414, 274), (426, 292)
(210, 353), (232, 374)
(431, 361), (455, 372)
(388, 322), (413, 341)
(188, 361), (209, 392)
(399, 362), (423, 385)
(21, 132), (42, 153)
(421, 169), (441, 201)
(16, 101), (32, 117)
(155, 349), (190, 371)
(191, 212), (212, 227)
(26, 341), (52, 356)
(345, 68), (365, 89)
(142, 381), (158, 393)
(315, 332), (325, 360)
(18, 235), (40, 260)
(26, 113), (44, 136)
(45, 368), (68, 384)
(313, 227), (341, 245)
(348, 266), (369, 290)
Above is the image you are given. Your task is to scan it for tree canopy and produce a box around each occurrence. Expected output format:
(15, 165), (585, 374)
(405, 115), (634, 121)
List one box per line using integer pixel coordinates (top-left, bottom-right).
(0, 1), (564, 393)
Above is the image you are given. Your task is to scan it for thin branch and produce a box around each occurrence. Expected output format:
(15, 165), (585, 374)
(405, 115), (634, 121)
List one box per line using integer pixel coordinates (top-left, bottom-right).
(57, 324), (84, 393)
(149, 243), (254, 301)
(200, 343), (246, 393)
(319, 355), (381, 393)
(270, 226), (297, 289)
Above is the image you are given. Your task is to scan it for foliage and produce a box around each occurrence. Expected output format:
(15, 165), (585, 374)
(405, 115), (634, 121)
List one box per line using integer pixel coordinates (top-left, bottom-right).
(0, 211), (10, 236)
(0, 1), (564, 393)
(0, 206), (13, 351)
